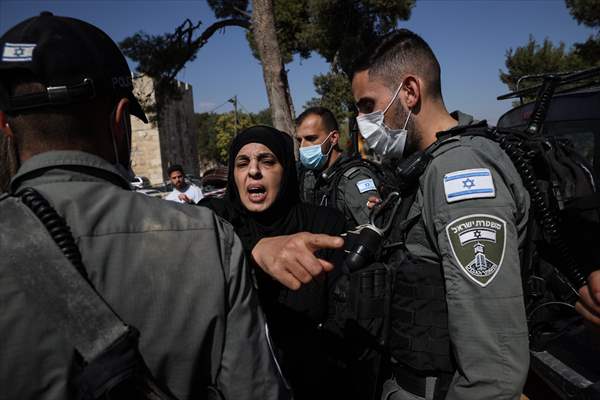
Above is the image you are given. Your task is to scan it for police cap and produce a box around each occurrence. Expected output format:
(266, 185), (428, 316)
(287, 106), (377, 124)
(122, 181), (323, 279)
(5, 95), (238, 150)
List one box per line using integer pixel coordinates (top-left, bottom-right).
(0, 11), (148, 123)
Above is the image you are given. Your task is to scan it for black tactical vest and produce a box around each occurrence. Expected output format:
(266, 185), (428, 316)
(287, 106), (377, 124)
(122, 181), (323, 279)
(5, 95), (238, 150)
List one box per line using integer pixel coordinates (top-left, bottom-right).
(384, 194), (454, 374)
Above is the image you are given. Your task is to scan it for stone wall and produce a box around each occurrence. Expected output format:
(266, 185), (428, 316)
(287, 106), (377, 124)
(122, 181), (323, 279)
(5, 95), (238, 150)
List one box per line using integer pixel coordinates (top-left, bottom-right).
(130, 75), (198, 185)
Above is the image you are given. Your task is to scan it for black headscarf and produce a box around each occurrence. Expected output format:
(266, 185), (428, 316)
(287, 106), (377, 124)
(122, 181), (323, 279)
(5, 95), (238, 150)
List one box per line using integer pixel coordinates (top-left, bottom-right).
(204, 125), (345, 252)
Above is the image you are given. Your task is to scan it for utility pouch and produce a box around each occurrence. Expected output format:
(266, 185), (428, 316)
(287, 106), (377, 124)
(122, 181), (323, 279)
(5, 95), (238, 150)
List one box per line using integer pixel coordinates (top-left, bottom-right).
(348, 262), (393, 324)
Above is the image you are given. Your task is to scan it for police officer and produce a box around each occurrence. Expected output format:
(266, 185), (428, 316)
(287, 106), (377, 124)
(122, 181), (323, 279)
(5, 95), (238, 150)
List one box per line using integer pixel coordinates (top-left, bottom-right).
(351, 30), (530, 399)
(0, 13), (287, 400)
(296, 106), (381, 228)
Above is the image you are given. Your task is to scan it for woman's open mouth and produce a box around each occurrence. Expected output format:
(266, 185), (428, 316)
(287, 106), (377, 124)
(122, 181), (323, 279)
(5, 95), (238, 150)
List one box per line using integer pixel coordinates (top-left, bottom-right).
(247, 185), (267, 203)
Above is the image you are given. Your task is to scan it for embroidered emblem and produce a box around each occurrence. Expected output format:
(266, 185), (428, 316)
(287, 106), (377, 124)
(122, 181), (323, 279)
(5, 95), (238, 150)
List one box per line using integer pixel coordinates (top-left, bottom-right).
(2, 43), (36, 62)
(446, 214), (506, 287)
(444, 168), (495, 203)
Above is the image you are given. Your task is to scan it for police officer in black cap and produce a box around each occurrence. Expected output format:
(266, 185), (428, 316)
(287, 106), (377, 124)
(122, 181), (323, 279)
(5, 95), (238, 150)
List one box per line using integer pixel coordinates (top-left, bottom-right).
(0, 12), (287, 400)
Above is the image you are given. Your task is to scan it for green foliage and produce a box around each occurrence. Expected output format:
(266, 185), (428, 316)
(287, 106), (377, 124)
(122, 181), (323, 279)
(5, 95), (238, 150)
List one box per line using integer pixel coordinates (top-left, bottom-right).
(566, 0), (600, 28)
(221, 0), (414, 115)
(215, 112), (254, 162)
(196, 112), (220, 161)
(248, 108), (273, 126)
(500, 36), (590, 93)
(500, 1), (600, 96)
(242, 0), (414, 74)
(574, 35), (600, 65)
(208, 0), (249, 19)
(305, 71), (354, 126)
(197, 108), (272, 164)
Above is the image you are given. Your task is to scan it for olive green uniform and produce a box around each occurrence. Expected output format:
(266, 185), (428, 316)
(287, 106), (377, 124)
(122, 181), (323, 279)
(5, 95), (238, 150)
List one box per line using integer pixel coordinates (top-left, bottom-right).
(0, 151), (287, 400)
(385, 113), (530, 399)
(300, 154), (380, 228)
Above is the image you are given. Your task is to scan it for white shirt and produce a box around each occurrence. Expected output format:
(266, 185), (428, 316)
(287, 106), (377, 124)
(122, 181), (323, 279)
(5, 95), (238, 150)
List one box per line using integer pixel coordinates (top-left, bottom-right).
(165, 184), (204, 204)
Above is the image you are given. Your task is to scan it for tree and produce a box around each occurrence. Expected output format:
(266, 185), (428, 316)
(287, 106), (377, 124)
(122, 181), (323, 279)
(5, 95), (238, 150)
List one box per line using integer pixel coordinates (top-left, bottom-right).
(121, 1), (414, 134)
(500, 0), (600, 94)
(500, 36), (589, 93)
(296, 1), (414, 134)
(197, 108), (271, 164)
(121, 1), (293, 132)
(214, 112), (254, 162)
(305, 71), (355, 126)
(121, 18), (250, 124)
(196, 112), (220, 162)
(251, 0), (295, 134)
(566, 0), (600, 28)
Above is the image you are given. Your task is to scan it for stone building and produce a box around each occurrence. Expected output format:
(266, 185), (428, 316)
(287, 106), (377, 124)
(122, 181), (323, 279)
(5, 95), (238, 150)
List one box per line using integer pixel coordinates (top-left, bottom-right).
(130, 75), (198, 185)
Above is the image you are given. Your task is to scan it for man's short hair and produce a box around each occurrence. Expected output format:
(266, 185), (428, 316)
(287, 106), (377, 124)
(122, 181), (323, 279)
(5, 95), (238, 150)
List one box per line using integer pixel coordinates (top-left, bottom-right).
(295, 106), (339, 133)
(168, 164), (184, 176)
(352, 29), (442, 100)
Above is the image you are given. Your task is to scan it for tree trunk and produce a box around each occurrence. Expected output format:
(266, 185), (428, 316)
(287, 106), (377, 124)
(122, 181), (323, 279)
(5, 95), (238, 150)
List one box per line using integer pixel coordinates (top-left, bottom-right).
(251, 0), (296, 136)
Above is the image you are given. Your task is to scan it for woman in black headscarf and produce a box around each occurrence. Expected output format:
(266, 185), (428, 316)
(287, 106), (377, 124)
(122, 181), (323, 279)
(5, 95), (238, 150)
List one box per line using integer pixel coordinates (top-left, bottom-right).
(201, 125), (348, 400)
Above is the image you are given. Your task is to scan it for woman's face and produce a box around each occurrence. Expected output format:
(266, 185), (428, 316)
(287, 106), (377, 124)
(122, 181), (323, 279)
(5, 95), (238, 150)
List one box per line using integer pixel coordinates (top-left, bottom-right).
(234, 143), (284, 213)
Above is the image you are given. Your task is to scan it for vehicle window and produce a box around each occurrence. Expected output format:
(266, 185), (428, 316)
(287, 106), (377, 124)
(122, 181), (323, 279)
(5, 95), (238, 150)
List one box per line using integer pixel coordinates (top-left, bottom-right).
(545, 120), (598, 167)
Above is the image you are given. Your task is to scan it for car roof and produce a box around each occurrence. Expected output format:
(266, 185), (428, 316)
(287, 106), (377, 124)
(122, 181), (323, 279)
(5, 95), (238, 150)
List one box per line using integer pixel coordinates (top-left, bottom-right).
(497, 86), (600, 128)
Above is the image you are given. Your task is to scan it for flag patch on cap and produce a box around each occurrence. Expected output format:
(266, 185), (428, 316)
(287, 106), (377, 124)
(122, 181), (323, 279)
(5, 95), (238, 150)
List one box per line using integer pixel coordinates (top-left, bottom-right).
(2, 43), (36, 62)
(444, 168), (495, 203)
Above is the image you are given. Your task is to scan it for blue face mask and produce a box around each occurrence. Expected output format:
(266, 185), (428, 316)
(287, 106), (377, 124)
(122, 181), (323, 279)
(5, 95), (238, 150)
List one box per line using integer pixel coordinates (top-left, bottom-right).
(299, 131), (334, 170)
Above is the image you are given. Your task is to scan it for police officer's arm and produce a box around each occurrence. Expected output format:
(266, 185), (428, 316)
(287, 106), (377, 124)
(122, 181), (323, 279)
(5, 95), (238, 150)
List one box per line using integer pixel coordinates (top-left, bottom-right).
(577, 270), (600, 327)
(422, 143), (529, 400)
(252, 233), (344, 290)
(215, 221), (290, 400)
(339, 168), (381, 226)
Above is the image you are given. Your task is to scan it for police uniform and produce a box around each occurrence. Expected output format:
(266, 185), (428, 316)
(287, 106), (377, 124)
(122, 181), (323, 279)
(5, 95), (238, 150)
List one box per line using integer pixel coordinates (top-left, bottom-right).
(300, 154), (380, 228)
(383, 112), (530, 400)
(0, 151), (287, 400)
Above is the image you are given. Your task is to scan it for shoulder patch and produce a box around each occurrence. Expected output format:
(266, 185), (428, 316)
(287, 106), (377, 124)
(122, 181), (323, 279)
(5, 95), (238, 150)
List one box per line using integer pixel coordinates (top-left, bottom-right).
(446, 214), (506, 287)
(443, 168), (495, 203)
(2, 43), (36, 62)
(356, 178), (376, 193)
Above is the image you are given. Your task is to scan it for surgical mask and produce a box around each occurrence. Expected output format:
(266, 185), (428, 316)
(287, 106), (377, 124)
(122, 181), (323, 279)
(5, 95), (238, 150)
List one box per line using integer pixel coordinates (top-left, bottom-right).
(299, 131), (334, 170)
(109, 106), (135, 182)
(356, 82), (412, 159)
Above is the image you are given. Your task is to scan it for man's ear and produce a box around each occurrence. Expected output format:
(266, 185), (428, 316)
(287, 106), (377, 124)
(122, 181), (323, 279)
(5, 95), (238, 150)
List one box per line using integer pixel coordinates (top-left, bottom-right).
(331, 130), (340, 147)
(402, 76), (421, 109)
(112, 98), (130, 137)
(0, 111), (14, 139)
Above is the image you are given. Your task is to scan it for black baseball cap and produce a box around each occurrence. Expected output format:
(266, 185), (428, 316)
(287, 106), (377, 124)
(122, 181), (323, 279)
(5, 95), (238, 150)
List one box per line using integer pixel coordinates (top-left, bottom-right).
(0, 11), (147, 123)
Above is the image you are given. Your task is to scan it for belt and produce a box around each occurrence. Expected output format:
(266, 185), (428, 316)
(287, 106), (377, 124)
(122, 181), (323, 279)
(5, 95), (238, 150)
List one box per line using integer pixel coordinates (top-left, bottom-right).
(393, 365), (428, 397)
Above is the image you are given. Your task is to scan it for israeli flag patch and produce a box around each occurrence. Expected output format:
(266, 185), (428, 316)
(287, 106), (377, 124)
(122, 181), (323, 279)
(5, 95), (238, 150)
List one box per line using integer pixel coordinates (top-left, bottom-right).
(2, 43), (36, 62)
(443, 168), (495, 203)
(356, 178), (376, 193)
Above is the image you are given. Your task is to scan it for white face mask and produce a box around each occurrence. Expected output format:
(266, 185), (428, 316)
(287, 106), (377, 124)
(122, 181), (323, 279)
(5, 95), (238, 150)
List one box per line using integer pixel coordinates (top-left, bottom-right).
(356, 82), (412, 159)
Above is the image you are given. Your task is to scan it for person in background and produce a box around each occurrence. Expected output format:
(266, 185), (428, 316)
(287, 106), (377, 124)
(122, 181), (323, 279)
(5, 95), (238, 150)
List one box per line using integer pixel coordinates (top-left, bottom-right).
(165, 163), (204, 204)
(296, 106), (381, 228)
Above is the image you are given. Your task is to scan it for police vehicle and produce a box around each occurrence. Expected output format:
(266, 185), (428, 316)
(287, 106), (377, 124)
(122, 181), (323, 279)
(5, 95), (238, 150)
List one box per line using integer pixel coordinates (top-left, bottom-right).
(497, 67), (600, 400)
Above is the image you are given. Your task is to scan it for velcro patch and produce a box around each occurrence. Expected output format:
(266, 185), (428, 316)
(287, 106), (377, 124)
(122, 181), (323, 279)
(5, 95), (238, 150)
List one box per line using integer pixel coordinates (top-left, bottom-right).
(446, 214), (506, 287)
(444, 168), (495, 203)
(356, 178), (376, 193)
(2, 43), (36, 62)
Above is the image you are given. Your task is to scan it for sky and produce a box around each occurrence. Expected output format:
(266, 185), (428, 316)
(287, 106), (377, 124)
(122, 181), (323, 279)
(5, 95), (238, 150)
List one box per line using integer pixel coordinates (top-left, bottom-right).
(0, 0), (596, 124)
